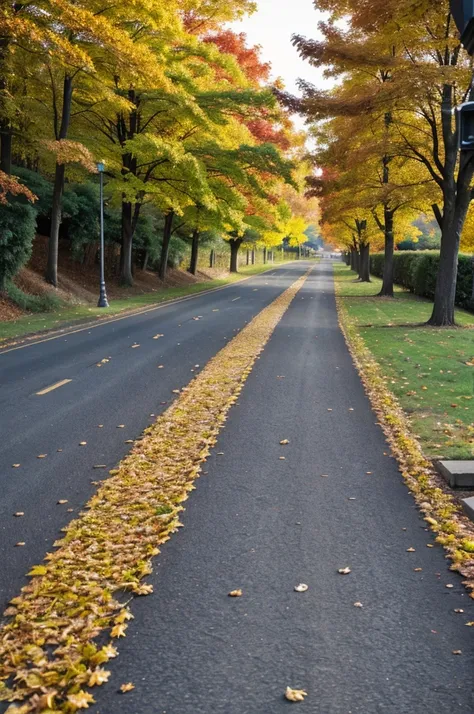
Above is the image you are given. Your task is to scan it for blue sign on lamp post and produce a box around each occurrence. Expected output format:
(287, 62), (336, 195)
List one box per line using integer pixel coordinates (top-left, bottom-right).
(97, 161), (109, 308)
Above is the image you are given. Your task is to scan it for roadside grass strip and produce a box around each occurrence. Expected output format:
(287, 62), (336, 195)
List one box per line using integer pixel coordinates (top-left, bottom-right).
(335, 292), (474, 595)
(0, 270), (310, 713)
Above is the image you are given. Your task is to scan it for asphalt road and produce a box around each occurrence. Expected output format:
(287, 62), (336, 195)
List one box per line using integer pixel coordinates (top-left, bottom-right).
(0, 263), (307, 609)
(2, 261), (473, 714)
(91, 262), (472, 714)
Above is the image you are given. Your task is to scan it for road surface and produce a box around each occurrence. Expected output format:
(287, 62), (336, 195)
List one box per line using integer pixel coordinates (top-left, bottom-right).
(1, 261), (472, 713)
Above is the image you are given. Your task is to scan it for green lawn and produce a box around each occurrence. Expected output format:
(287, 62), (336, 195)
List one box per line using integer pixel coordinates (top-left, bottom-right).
(334, 263), (474, 460)
(0, 262), (296, 344)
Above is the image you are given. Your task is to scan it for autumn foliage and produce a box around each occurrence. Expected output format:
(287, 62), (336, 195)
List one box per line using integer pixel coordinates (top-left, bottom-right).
(288, 0), (474, 323)
(0, 1), (310, 288)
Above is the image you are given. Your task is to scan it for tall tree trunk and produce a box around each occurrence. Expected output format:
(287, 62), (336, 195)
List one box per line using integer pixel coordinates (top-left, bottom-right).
(159, 211), (174, 280)
(252, 249), (255, 265)
(0, 34), (12, 175)
(45, 75), (73, 286)
(229, 238), (242, 273)
(358, 243), (371, 282)
(117, 91), (140, 287)
(428, 228), (459, 325)
(189, 229), (199, 275)
(350, 247), (359, 273)
(45, 163), (66, 286)
(427, 81), (474, 325)
(471, 257), (474, 303)
(263, 246), (267, 264)
(378, 207), (394, 297)
(246, 249), (250, 265)
(428, 151), (474, 325)
(142, 250), (149, 271)
(0, 121), (12, 174)
(209, 249), (215, 268)
(120, 201), (134, 286)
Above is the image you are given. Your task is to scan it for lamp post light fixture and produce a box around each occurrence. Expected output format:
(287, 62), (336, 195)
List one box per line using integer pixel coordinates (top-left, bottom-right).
(451, 2), (474, 149)
(451, 0), (474, 54)
(97, 161), (109, 308)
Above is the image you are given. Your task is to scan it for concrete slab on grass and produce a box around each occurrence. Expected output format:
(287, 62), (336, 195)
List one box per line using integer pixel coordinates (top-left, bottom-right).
(436, 461), (474, 489)
(462, 496), (474, 522)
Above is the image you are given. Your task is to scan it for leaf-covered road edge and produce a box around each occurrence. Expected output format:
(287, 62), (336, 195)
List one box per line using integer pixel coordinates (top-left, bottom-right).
(335, 290), (474, 593)
(0, 270), (311, 713)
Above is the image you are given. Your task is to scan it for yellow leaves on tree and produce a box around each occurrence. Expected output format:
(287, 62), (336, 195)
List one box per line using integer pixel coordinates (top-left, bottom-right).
(42, 140), (98, 173)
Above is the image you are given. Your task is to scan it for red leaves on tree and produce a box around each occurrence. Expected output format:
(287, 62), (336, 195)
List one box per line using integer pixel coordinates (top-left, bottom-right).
(204, 30), (271, 84)
(247, 119), (290, 150)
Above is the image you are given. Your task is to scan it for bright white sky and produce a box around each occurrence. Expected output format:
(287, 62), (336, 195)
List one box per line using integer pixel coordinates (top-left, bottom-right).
(230, 0), (330, 119)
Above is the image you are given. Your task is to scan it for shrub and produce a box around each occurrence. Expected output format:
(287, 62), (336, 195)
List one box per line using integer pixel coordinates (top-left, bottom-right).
(0, 202), (37, 290)
(63, 183), (100, 258)
(370, 253), (384, 279)
(369, 251), (474, 311)
(14, 167), (53, 219)
(6, 282), (62, 312)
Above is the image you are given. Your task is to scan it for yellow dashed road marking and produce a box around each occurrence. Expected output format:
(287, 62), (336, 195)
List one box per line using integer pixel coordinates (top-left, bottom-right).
(36, 379), (72, 395)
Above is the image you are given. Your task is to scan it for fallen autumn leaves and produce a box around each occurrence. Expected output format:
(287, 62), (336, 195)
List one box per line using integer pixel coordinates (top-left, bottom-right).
(335, 294), (474, 597)
(285, 687), (308, 702)
(0, 271), (310, 713)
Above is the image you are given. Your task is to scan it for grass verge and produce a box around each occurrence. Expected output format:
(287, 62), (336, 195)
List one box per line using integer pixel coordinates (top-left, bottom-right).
(335, 266), (474, 605)
(0, 262), (297, 345)
(334, 264), (474, 460)
(0, 269), (311, 713)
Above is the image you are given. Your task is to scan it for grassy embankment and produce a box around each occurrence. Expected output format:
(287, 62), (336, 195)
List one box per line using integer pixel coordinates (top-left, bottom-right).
(0, 261), (302, 344)
(334, 263), (474, 460)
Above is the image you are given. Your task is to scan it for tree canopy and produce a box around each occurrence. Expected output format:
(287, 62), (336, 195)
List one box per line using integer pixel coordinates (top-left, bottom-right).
(0, 0), (310, 286)
(284, 0), (474, 322)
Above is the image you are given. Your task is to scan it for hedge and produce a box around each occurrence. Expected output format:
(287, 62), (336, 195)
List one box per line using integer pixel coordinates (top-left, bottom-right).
(369, 251), (474, 310)
(0, 202), (37, 291)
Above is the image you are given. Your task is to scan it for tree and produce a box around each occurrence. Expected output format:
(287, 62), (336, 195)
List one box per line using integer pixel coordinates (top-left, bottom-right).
(35, 0), (167, 286)
(288, 0), (474, 324)
(317, 175), (383, 281)
(0, 0), (308, 295)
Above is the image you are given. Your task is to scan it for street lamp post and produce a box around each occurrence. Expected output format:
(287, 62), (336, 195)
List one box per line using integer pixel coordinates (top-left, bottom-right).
(97, 161), (109, 308)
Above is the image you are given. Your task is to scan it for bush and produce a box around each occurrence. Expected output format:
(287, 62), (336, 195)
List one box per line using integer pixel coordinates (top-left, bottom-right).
(369, 251), (474, 310)
(63, 183), (100, 258)
(6, 281), (62, 312)
(14, 167), (53, 219)
(0, 202), (37, 290)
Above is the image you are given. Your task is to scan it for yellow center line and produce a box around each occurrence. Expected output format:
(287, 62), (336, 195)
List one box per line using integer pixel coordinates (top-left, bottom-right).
(36, 379), (72, 396)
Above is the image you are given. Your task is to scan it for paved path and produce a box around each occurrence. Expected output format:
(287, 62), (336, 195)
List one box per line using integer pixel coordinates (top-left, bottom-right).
(91, 262), (472, 713)
(2, 262), (473, 713)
